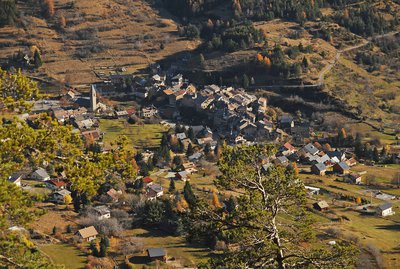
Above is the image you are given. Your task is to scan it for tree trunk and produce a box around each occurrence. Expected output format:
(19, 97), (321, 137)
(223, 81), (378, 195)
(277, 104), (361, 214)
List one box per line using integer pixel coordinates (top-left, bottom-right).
(272, 218), (286, 269)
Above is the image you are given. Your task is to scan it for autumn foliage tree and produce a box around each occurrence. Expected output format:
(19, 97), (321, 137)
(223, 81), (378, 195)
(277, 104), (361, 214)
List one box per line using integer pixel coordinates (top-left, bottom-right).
(264, 56), (272, 68)
(211, 189), (222, 208)
(58, 14), (66, 29)
(42, 0), (55, 18)
(0, 68), (40, 112)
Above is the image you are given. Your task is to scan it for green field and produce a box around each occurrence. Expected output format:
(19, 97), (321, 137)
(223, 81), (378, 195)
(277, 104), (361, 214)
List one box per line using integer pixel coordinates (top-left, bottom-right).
(300, 165), (400, 268)
(99, 119), (167, 149)
(125, 228), (210, 268)
(39, 244), (86, 269)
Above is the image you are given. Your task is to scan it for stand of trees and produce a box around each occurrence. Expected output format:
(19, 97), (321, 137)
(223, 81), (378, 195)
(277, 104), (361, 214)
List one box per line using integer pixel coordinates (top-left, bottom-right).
(0, 0), (18, 27)
(333, 4), (399, 36)
(180, 21), (265, 53)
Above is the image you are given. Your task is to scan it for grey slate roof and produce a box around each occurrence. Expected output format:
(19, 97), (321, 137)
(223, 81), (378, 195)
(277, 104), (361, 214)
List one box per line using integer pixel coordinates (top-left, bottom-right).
(8, 173), (22, 183)
(147, 248), (166, 258)
(304, 143), (319, 155)
(314, 163), (326, 171)
(33, 168), (50, 179)
(337, 162), (350, 170)
(149, 184), (163, 193)
(378, 203), (392, 211)
(93, 205), (110, 215)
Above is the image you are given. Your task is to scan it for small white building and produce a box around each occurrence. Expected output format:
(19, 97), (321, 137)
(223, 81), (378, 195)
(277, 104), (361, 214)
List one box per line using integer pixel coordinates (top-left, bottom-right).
(93, 205), (111, 220)
(31, 168), (50, 181)
(376, 203), (394, 217)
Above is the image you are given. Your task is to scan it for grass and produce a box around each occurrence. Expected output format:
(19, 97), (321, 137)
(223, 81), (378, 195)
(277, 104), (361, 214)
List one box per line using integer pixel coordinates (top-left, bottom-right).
(324, 56), (400, 133)
(39, 244), (86, 269)
(21, 179), (52, 196)
(300, 165), (400, 268)
(125, 228), (210, 268)
(99, 119), (167, 150)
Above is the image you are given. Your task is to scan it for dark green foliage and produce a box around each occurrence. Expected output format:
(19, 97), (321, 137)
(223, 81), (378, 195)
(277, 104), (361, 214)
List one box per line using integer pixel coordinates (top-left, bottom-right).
(139, 163), (149, 177)
(186, 143), (194, 157)
(187, 127), (195, 141)
(141, 200), (164, 227)
(66, 225), (72, 233)
(134, 178), (144, 190)
(90, 241), (99, 257)
(99, 237), (109, 257)
(0, 0), (19, 27)
(333, 4), (398, 36)
(225, 195), (237, 214)
(233, 0), (323, 23)
(52, 226), (57, 235)
(183, 181), (196, 207)
(242, 74), (249, 88)
(162, 0), (226, 16)
(169, 179), (176, 193)
(33, 50), (43, 68)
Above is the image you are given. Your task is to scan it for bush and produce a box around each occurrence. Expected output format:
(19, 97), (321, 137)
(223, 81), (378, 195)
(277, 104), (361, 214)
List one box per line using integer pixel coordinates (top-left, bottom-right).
(325, 227), (342, 238)
(72, 28), (98, 40)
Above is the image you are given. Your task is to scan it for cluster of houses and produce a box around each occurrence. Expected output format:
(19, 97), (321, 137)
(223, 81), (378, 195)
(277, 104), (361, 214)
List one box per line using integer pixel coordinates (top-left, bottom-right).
(270, 141), (359, 179)
(89, 71), (309, 145)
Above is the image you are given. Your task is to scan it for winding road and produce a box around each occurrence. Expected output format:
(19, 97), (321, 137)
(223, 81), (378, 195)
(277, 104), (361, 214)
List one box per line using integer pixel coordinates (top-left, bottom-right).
(249, 30), (399, 90)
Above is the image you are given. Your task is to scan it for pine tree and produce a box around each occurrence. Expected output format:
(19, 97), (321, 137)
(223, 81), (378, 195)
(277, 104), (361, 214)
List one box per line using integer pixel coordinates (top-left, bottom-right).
(373, 147), (379, 162)
(90, 241), (99, 257)
(302, 57), (309, 68)
(33, 49), (43, 68)
(242, 74), (249, 88)
(186, 143), (194, 157)
(0, 0), (19, 26)
(52, 226), (57, 235)
(169, 179), (176, 193)
(184, 181), (196, 207)
(226, 195), (237, 213)
(100, 237), (108, 257)
(188, 127), (195, 141)
(137, 178), (144, 189)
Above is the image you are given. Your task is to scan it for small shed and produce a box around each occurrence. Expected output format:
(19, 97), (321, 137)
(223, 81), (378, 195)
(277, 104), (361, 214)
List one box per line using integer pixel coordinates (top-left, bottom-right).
(313, 200), (329, 211)
(147, 248), (166, 261)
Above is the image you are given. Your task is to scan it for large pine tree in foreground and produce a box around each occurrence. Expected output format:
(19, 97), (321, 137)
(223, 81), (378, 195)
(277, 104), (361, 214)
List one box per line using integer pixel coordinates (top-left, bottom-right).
(188, 144), (358, 268)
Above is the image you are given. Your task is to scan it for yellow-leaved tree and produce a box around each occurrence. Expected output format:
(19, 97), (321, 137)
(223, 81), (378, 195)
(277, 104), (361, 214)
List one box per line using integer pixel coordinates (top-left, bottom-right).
(0, 68), (40, 112)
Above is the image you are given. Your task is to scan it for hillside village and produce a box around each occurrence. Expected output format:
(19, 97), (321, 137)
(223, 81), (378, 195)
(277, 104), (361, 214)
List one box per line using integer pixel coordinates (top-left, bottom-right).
(1, 0), (400, 268)
(4, 66), (400, 268)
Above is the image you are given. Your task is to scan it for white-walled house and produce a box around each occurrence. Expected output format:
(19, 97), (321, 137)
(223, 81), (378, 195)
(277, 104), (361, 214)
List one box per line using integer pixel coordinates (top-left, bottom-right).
(376, 203), (394, 217)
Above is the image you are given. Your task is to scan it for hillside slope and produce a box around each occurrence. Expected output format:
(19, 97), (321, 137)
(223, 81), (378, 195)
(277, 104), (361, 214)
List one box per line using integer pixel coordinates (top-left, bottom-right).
(0, 0), (199, 88)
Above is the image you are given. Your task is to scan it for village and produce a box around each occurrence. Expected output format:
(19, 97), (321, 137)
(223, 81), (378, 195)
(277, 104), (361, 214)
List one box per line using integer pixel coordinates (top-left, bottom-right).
(6, 68), (400, 268)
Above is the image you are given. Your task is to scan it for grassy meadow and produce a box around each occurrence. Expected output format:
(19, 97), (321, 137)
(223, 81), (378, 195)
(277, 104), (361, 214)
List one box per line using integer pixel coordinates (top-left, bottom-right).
(99, 119), (167, 150)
